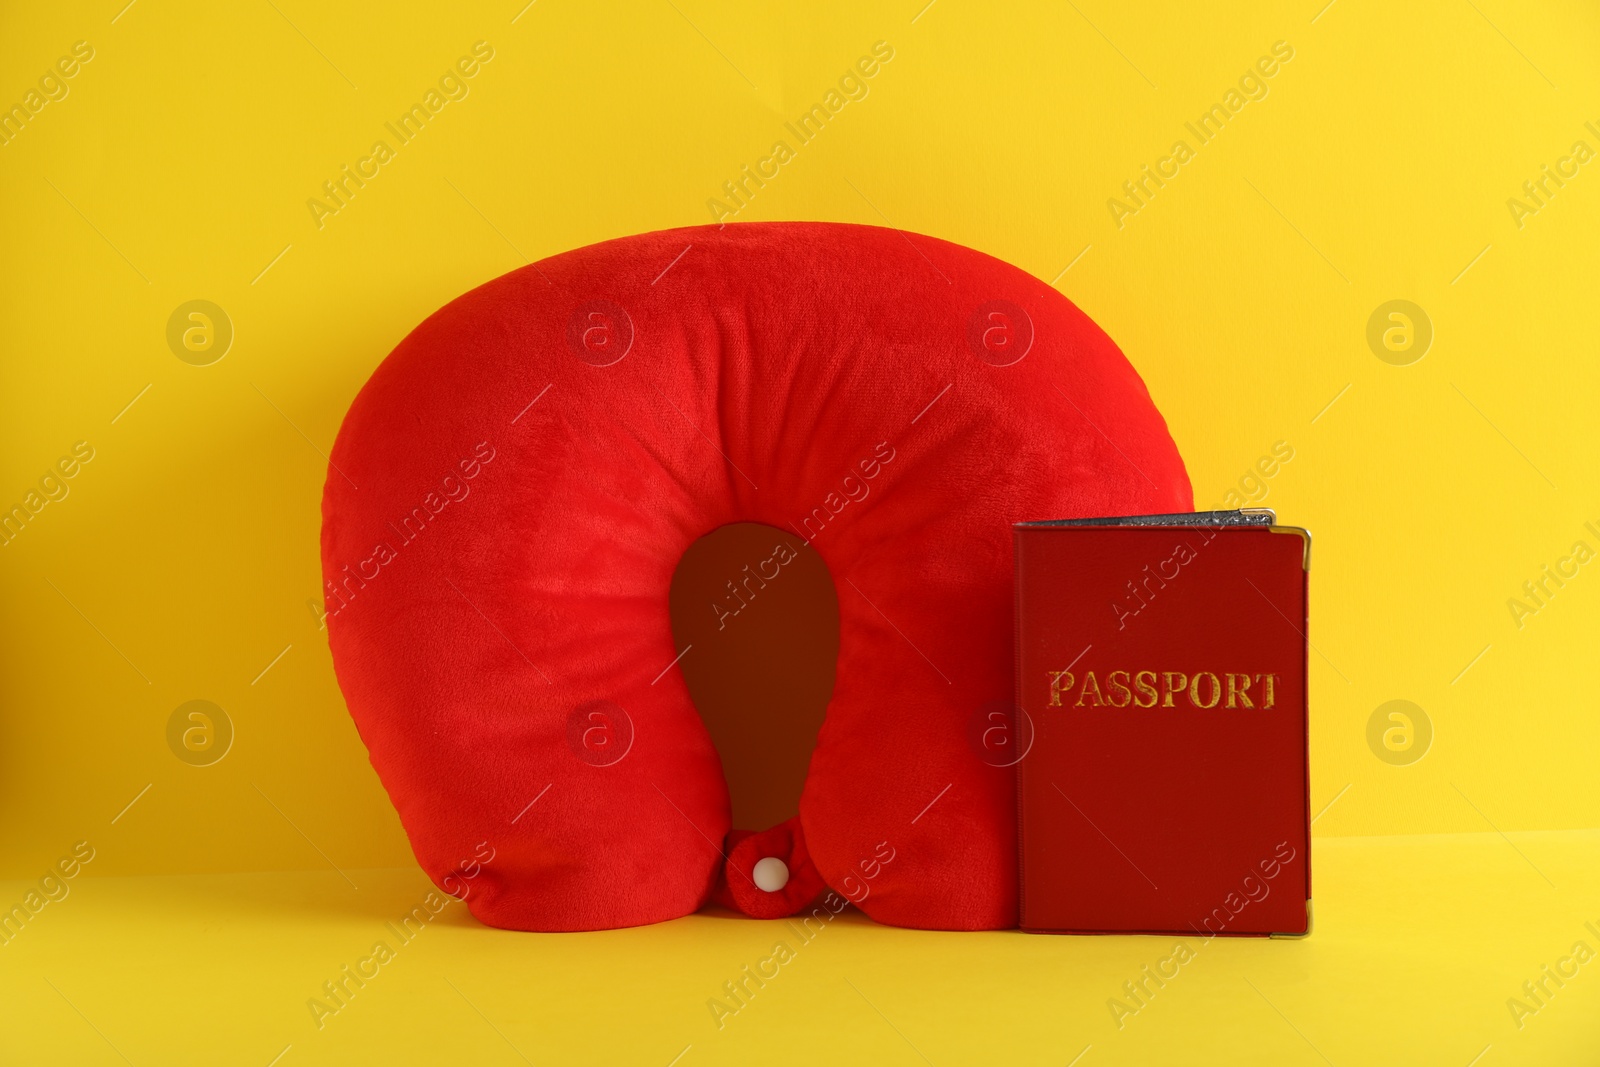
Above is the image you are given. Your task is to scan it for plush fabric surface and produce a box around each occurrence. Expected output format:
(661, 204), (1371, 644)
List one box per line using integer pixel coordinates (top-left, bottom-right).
(321, 221), (1191, 932)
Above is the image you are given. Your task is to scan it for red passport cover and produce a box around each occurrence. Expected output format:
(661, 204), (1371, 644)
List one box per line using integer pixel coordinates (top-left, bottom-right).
(1015, 511), (1311, 936)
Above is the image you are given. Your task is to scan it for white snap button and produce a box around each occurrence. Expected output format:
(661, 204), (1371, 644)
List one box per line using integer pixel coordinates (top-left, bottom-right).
(752, 856), (789, 893)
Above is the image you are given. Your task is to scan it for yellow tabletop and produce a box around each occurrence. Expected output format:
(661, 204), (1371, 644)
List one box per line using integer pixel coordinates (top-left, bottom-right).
(3, 831), (1597, 1064)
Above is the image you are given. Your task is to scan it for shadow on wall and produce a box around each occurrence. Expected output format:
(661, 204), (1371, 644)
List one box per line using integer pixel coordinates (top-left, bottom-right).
(670, 522), (839, 832)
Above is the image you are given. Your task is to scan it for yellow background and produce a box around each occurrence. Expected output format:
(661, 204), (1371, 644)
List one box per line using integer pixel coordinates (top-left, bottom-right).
(2, 0), (1597, 1062)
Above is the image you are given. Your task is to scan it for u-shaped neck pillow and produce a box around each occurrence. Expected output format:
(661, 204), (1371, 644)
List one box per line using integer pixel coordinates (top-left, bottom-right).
(321, 221), (1191, 931)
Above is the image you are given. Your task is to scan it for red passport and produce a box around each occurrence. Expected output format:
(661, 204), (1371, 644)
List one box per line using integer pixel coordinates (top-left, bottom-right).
(1015, 510), (1311, 936)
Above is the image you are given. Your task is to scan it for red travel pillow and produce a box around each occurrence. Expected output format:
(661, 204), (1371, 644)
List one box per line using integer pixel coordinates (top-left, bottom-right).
(321, 221), (1191, 932)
